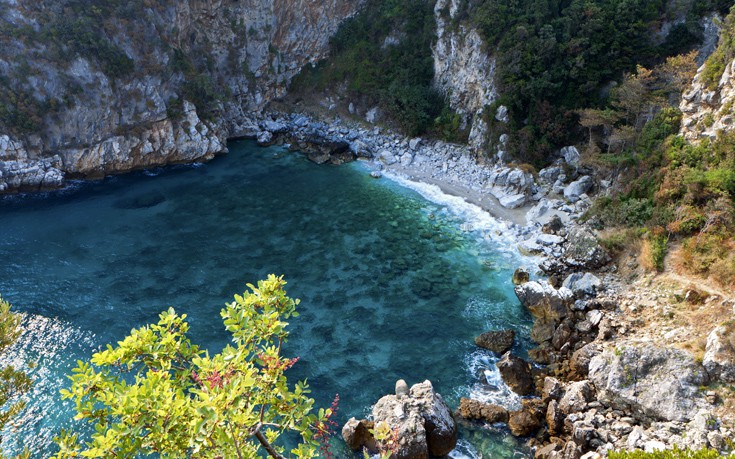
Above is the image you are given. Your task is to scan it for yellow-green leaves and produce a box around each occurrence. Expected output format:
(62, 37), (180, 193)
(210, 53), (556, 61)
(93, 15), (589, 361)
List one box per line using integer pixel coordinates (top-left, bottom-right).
(54, 276), (326, 459)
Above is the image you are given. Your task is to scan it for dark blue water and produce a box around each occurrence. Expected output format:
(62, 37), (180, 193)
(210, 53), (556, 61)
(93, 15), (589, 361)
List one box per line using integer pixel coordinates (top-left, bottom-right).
(0, 141), (535, 458)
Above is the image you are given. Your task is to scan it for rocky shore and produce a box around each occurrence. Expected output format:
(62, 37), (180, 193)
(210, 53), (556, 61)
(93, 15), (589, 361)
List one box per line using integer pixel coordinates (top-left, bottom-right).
(243, 111), (735, 458)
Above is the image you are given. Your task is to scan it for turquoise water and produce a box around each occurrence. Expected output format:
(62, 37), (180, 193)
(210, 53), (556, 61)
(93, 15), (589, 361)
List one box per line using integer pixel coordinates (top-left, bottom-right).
(0, 140), (534, 458)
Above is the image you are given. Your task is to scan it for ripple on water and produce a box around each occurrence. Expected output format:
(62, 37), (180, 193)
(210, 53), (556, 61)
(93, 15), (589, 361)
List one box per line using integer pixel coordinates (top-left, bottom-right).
(0, 141), (534, 458)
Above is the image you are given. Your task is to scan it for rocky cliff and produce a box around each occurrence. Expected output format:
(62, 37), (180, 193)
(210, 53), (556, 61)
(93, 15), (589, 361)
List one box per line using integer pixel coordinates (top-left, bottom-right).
(432, 0), (497, 153)
(0, 0), (362, 192)
(680, 56), (735, 141)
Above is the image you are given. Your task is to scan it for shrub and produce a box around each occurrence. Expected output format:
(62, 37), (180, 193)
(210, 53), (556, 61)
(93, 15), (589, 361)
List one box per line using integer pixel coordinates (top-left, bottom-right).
(609, 447), (735, 458)
(640, 229), (668, 272)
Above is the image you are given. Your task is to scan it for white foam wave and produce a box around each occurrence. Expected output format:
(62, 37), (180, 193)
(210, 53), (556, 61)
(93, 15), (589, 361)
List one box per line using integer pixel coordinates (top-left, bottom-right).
(466, 350), (522, 411)
(381, 171), (540, 267)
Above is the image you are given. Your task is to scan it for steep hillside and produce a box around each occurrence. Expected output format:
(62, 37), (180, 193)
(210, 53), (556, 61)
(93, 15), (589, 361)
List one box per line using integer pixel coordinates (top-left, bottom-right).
(0, 0), (362, 192)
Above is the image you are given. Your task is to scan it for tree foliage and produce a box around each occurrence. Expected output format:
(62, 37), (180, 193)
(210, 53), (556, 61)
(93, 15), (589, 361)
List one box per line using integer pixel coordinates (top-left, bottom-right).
(55, 275), (333, 459)
(0, 297), (33, 459)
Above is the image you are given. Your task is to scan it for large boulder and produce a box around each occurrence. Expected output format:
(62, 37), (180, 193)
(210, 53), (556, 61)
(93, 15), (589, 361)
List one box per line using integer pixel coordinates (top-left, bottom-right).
(514, 281), (573, 322)
(475, 329), (515, 354)
(485, 167), (533, 209)
(703, 325), (735, 383)
(497, 352), (535, 396)
(562, 273), (601, 299)
(589, 345), (709, 422)
(370, 380), (458, 458)
(457, 398), (509, 423)
(561, 226), (611, 271)
(508, 399), (545, 437)
(563, 176), (593, 202)
(557, 380), (595, 415)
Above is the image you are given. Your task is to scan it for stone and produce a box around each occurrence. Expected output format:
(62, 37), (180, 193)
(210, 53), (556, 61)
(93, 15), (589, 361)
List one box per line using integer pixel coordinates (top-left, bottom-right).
(542, 215), (564, 234)
(496, 105), (510, 123)
(542, 377), (565, 401)
(561, 146), (581, 167)
(371, 380), (457, 459)
(457, 398), (509, 423)
(370, 171), (383, 179)
(537, 234), (565, 247)
(485, 166), (533, 209)
(562, 226), (611, 271)
(497, 352), (535, 396)
(703, 325), (735, 383)
(563, 176), (593, 202)
(589, 345), (709, 422)
(515, 281), (573, 322)
(512, 268), (530, 285)
(546, 400), (564, 436)
(366, 107), (380, 123)
(409, 138), (421, 150)
(535, 443), (559, 459)
(558, 380), (595, 415)
(379, 150), (397, 165)
(396, 379), (409, 397)
(569, 343), (601, 378)
(475, 329), (515, 354)
(342, 418), (377, 451)
(562, 273), (602, 299)
(539, 166), (564, 184)
(508, 399), (545, 437)
(256, 130), (273, 145)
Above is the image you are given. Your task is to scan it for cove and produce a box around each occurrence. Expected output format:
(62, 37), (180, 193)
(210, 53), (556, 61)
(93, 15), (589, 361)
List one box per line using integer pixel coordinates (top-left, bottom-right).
(0, 140), (534, 458)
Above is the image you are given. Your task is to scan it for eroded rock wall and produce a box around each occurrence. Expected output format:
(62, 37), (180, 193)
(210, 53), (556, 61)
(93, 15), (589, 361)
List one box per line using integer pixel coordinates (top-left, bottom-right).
(0, 0), (362, 192)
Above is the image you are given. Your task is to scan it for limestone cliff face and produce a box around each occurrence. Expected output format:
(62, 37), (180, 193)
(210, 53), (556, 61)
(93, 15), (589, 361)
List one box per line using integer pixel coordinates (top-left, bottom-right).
(432, 0), (497, 153)
(680, 57), (735, 142)
(0, 0), (362, 192)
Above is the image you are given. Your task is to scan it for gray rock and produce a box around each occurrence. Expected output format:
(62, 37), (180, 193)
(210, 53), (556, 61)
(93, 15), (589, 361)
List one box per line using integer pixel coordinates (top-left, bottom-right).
(256, 130), (273, 145)
(366, 107), (380, 124)
(562, 273), (602, 299)
(558, 380), (595, 415)
(703, 325), (735, 383)
(409, 138), (421, 150)
(371, 380), (457, 459)
(561, 146), (581, 167)
(260, 119), (288, 134)
(378, 150), (397, 165)
(342, 418), (377, 451)
(495, 105), (510, 123)
(514, 281), (573, 322)
(589, 345), (709, 422)
(396, 379), (409, 397)
(485, 167), (533, 209)
(539, 166), (563, 184)
(562, 226), (611, 271)
(563, 176), (593, 202)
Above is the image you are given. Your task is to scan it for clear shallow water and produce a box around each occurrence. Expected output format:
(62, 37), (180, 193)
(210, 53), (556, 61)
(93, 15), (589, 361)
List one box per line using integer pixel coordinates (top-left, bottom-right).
(0, 140), (535, 458)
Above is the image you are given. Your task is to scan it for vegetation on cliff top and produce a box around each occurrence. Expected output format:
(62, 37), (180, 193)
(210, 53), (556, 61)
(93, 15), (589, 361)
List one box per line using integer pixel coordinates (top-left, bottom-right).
(583, 8), (735, 288)
(54, 275), (334, 459)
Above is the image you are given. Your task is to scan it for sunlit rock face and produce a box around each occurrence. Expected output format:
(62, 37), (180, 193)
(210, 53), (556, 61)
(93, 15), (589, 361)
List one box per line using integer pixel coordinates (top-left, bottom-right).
(0, 0), (363, 192)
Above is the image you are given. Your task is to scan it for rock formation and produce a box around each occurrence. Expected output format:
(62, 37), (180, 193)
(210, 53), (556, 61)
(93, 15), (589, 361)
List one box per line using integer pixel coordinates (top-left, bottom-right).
(342, 380), (457, 459)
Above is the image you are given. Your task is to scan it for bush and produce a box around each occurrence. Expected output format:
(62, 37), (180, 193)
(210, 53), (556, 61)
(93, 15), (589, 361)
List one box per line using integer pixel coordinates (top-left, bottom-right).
(610, 448), (735, 458)
(641, 229), (668, 272)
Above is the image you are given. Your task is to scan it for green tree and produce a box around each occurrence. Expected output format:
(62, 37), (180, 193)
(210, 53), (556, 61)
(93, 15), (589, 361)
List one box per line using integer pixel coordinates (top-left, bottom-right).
(54, 275), (334, 459)
(0, 296), (33, 459)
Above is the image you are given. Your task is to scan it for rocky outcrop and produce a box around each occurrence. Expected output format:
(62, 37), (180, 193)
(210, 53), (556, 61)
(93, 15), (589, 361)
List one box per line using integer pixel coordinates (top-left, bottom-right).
(484, 167), (534, 209)
(475, 329), (515, 354)
(680, 56), (735, 142)
(432, 0), (497, 152)
(457, 397), (509, 424)
(343, 380), (457, 459)
(496, 352), (535, 396)
(588, 345), (709, 423)
(703, 324), (735, 383)
(0, 0), (363, 192)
